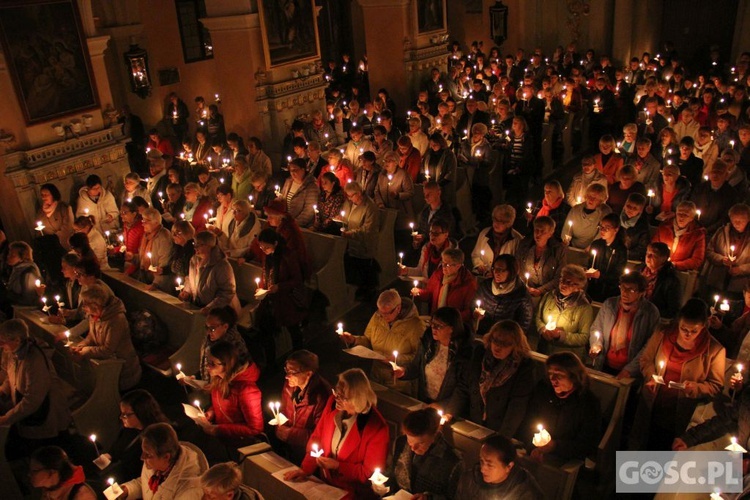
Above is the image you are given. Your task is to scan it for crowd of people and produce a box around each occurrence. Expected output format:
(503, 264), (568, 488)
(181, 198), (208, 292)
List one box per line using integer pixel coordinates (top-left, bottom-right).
(2, 39), (750, 499)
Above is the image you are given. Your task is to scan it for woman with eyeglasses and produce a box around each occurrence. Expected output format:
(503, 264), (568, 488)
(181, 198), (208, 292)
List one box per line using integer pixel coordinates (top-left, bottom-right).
(275, 350), (332, 463)
(630, 298), (725, 450)
(314, 171), (346, 235)
(192, 306), (248, 384)
(196, 340), (263, 451)
(163, 220), (196, 293)
(535, 264), (593, 359)
(446, 320), (535, 437)
(29, 446), (97, 500)
(37, 182), (75, 250)
(585, 212), (628, 302)
(399, 218), (457, 280)
(284, 368), (389, 500)
(98, 389), (170, 485)
(413, 248), (477, 324)
(473, 254), (534, 336)
(393, 307), (472, 408)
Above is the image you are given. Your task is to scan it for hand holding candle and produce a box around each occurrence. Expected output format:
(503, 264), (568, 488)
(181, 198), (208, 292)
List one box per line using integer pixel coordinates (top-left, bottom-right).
(336, 322), (344, 335)
(532, 424), (552, 447)
(268, 401), (288, 426)
(175, 277), (184, 292)
(310, 443), (324, 458)
(103, 478), (123, 500)
(545, 315), (556, 331)
(390, 350), (399, 371)
(369, 467), (389, 486)
(652, 360), (666, 385)
(475, 299), (485, 316)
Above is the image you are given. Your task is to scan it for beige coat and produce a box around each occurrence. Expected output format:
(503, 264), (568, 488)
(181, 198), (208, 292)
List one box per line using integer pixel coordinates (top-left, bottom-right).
(37, 201), (75, 249)
(343, 196), (379, 259)
(184, 246), (241, 314)
(137, 225), (174, 291)
(219, 214), (261, 258)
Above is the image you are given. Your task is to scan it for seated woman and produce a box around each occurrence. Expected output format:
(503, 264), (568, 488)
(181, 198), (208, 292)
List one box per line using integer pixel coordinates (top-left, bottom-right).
(341, 289), (425, 394)
(703, 202), (750, 300)
(518, 352), (602, 462)
(642, 242), (681, 319)
(395, 307), (472, 407)
(471, 204), (523, 276)
(100, 389), (170, 484)
(72, 284), (142, 391)
(197, 341), (263, 451)
(535, 264), (593, 358)
(594, 134), (624, 185)
(200, 462), (263, 500)
(219, 200), (261, 260)
(631, 298), (725, 450)
(321, 149), (354, 187)
(194, 306), (248, 384)
(276, 350), (332, 464)
(37, 182), (75, 250)
(561, 183), (612, 249)
(285, 368), (389, 500)
(606, 165), (646, 216)
(651, 200), (706, 271)
(646, 163), (691, 224)
(341, 181), (380, 300)
(399, 218), (457, 280)
(231, 155), (253, 201)
(73, 215), (108, 269)
(121, 423), (205, 499)
(619, 192), (651, 262)
(282, 158), (320, 229)
(1, 241), (42, 314)
(586, 213), (628, 302)
(413, 248), (478, 324)
(209, 184), (234, 239)
(378, 408), (463, 499)
(28, 446), (97, 499)
(160, 183), (186, 229)
(0, 320), (71, 456)
(474, 254), (534, 336)
(422, 133), (457, 205)
(565, 155), (609, 207)
(135, 208), (174, 291)
(179, 231), (240, 315)
(653, 126), (680, 166)
(589, 271), (661, 378)
(117, 201), (145, 275)
(255, 228), (309, 357)
(456, 434), (543, 499)
(527, 180), (571, 241)
(515, 216), (566, 299)
(48, 253), (82, 325)
(313, 171), (346, 235)
(166, 220), (196, 287)
(196, 165), (220, 202)
(375, 151), (415, 249)
(447, 320), (535, 437)
(183, 183), (214, 233)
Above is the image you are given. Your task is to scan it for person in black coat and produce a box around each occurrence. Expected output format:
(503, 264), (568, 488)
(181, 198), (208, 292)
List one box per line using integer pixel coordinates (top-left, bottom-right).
(473, 254), (534, 336)
(446, 320), (535, 438)
(518, 352), (602, 462)
(620, 192), (651, 262)
(456, 98), (490, 136)
(586, 213), (629, 302)
(395, 307), (472, 407)
(642, 242), (682, 320)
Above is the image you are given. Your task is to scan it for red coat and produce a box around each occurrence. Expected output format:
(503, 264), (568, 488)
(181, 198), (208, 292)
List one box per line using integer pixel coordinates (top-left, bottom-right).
(651, 221), (707, 271)
(277, 374), (332, 461)
(209, 362), (264, 438)
(399, 147), (422, 182)
(121, 220), (145, 276)
(417, 266), (478, 323)
(595, 152), (624, 185)
(191, 198), (215, 233)
(318, 163), (354, 188)
(301, 396), (389, 500)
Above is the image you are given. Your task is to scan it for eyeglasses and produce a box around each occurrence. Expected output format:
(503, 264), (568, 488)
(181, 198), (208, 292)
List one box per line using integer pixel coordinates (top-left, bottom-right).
(332, 388), (349, 402)
(492, 266), (509, 273)
(284, 367), (302, 375)
(599, 225), (617, 231)
(431, 322), (448, 331)
(619, 285), (641, 294)
(491, 338), (514, 348)
(379, 304), (400, 316)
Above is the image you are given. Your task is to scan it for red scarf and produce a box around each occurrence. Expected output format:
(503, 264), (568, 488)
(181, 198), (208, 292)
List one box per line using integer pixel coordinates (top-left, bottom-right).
(536, 196), (563, 218)
(148, 461), (175, 493)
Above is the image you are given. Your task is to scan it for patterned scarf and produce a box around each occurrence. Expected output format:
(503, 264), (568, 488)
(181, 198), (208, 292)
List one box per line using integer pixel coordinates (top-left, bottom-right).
(478, 352), (522, 420)
(148, 460), (175, 493)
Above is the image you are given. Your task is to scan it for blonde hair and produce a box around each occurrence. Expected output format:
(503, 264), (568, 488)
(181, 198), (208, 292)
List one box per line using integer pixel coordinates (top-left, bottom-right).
(337, 368), (377, 414)
(200, 462), (242, 494)
(560, 264), (587, 289)
(482, 320), (531, 360)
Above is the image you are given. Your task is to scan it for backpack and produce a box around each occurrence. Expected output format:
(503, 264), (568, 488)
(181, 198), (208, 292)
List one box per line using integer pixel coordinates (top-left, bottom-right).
(128, 309), (168, 354)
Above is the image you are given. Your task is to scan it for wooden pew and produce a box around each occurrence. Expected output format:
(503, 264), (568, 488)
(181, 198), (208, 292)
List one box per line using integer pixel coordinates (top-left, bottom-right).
(102, 270), (205, 377)
(241, 450), (347, 500)
(375, 209), (398, 289)
(528, 351), (634, 496)
(371, 381), (425, 446)
(566, 246), (590, 267)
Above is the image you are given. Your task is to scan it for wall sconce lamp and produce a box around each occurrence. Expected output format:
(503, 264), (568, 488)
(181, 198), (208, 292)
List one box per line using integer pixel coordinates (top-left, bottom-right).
(489, 1), (509, 47)
(124, 44), (152, 99)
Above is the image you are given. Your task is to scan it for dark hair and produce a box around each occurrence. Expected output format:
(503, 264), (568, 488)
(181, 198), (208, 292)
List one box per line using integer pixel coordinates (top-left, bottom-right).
(142, 423), (180, 459)
(216, 184), (233, 196)
(432, 306), (465, 342)
(429, 217), (450, 233)
(620, 270), (648, 291)
(40, 183), (62, 202)
(402, 407), (441, 437)
(361, 151), (376, 162)
(292, 137), (308, 149)
(73, 256), (101, 278)
(648, 241), (670, 260)
(120, 389), (169, 427)
(195, 165), (209, 177)
(320, 171), (341, 193)
(121, 200), (138, 213)
(679, 136), (695, 148)
(373, 125), (387, 136)
(207, 305), (238, 327)
(30, 446), (76, 483)
(286, 349), (319, 372)
(482, 435), (517, 466)
(258, 227), (285, 248)
(601, 212), (620, 228)
(248, 137), (263, 150)
(73, 215), (95, 230)
(131, 196), (149, 210)
(290, 158), (307, 172)
(546, 352), (589, 392)
(85, 174), (102, 188)
(61, 253), (81, 267)
(428, 132), (448, 149)
(208, 340), (250, 379)
(291, 120), (305, 132)
(678, 298), (709, 325)
(492, 253), (520, 281)
(68, 232), (93, 256)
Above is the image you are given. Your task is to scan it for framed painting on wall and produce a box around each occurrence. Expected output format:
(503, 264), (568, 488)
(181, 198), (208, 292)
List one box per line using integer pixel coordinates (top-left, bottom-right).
(0, 0), (99, 125)
(417, 0), (445, 33)
(258, 0), (321, 68)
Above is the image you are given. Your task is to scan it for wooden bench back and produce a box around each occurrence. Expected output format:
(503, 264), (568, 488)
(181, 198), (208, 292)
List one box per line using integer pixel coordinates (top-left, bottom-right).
(375, 209), (398, 288)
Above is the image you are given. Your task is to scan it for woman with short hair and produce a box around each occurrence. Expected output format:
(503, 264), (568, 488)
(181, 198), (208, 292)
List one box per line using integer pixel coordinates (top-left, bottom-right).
(220, 200), (261, 259)
(2, 241), (42, 311)
(73, 215), (108, 269)
(314, 171), (346, 235)
(474, 254), (534, 335)
(516, 216), (566, 298)
(285, 369), (389, 500)
(414, 248), (478, 324)
(37, 183), (75, 250)
(200, 462), (263, 500)
(29, 446), (97, 499)
(121, 422), (206, 499)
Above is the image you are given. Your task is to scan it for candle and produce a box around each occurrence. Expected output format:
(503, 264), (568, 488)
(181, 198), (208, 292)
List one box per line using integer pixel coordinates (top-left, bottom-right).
(438, 409), (447, 425)
(84, 208), (89, 215)
(175, 362), (186, 380)
(398, 252), (404, 266)
(425, 168), (430, 180)
(714, 294), (721, 310)
(90, 434), (100, 456)
(409, 222), (417, 236)
(720, 299), (731, 312)
(589, 249), (597, 270)
(475, 299), (485, 316)
(255, 277), (261, 290)
(35, 220), (45, 233)
(524, 272), (530, 285)
(388, 174), (393, 185)
(310, 443), (324, 458)
(41, 296), (50, 314)
(193, 399), (203, 415)
(545, 315), (556, 331)
(659, 360), (665, 375)
(35, 279), (41, 287)
(336, 322), (344, 335)
(175, 277), (184, 292)
(103, 478), (123, 500)
(64, 330), (71, 346)
(369, 467), (389, 486)
(532, 424), (552, 447)
(647, 190), (654, 206)
(526, 202), (533, 213)
(725, 436), (748, 453)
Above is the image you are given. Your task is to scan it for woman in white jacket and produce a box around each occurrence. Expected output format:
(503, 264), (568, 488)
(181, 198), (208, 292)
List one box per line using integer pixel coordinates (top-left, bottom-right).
(219, 200), (260, 260)
(76, 174), (120, 234)
(121, 423), (206, 500)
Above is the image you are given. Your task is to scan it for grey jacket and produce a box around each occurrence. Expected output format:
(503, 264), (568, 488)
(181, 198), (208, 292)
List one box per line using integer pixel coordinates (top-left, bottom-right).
(185, 246), (241, 314)
(343, 196), (379, 259)
(589, 296), (660, 374)
(281, 174), (319, 229)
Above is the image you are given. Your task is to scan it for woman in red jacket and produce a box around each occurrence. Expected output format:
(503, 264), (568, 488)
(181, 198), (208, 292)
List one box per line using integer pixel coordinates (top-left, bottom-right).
(274, 350), (332, 463)
(198, 340), (263, 449)
(413, 247), (478, 324)
(651, 200), (706, 271)
(117, 201), (145, 275)
(397, 135), (422, 182)
(284, 368), (389, 500)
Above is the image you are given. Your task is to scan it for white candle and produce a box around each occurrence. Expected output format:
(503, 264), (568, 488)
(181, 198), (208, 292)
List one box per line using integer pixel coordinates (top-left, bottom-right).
(590, 249), (597, 269)
(393, 350), (398, 366)
(438, 409), (447, 425)
(659, 360), (665, 376)
(255, 277), (262, 290)
(729, 245), (736, 261)
(336, 322), (344, 335)
(647, 189), (654, 206)
(526, 202), (532, 213)
(720, 300), (731, 312)
(175, 362), (185, 380)
(369, 467), (389, 486)
(714, 294), (720, 310)
(310, 443), (324, 457)
(35, 221), (45, 233)
(398, 252), (404, 266)
(409, 222), (417, 236)
(175, 277), (184, 291)
(725, 436), (748, 453)
(545, 315), (556, 331)
(64, 330), (71, 346)
(696, 209), (702, 220)
(532, 424), (552, 447)
(475, 299), (485, 316)
(193, 399), (203, 415)
(90, 434), (100, 456)
(35, 279), (41, 287)
(103, 478), (123, 500)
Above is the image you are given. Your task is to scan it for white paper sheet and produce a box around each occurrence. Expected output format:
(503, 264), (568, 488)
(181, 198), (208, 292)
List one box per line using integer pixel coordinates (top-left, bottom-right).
(343, 345), (387, 361)
(384, 490), (414, 500)
(271, 466), (347, 500)
(182, 403), (205, 420)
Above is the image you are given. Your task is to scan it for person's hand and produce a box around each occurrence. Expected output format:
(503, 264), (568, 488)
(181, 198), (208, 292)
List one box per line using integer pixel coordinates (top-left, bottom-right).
(410, 493), (429, 500)
(473, 308), (485, 319)
(124, 251), (134, 261)
(729, 266), (742, 276)
(589, 345), (602, 357)
(178, 291), (190, 301)
(389, 190), (399, 199)
(398, 265), (408, 276)
(283, 469), (308, 482)
(162, 212), (174, 222)
(644, 378), (658, 393)
(530, 447), (545, 462)
(672, 438), (688, 451)
(341, 230), (352, 238)
(708, 315), (723, 329)
(731, 372), (744, 391)
(585, 269), (601, 279)
(35, 284), (46, 297)
(317, 457), (340, 470)
(645, 205), (654, 214)
(275, 424), (290, 441)
(200, 306), (211, 315)
(371, 482), (390, 497)
(682, 380), (700, 397)
(393, 366), (406, 378)
(661, 211), (675, 220)
(153, 267), (163, 276)
(722, 257), (733, 267)
(413, 234), (425, 246)
(146, 284), (158, 291)
(268, 284), (279, 294)
(475, 264), (487, 275)
(528, 287), (543, 297)
(119, 485), (129, 499)
(525, 211), (533, 221)
(616, 369), (631, 380)
(105, 214), (114, 223)
(340, 332), (355, 346)
(410, 287), (421, 296)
